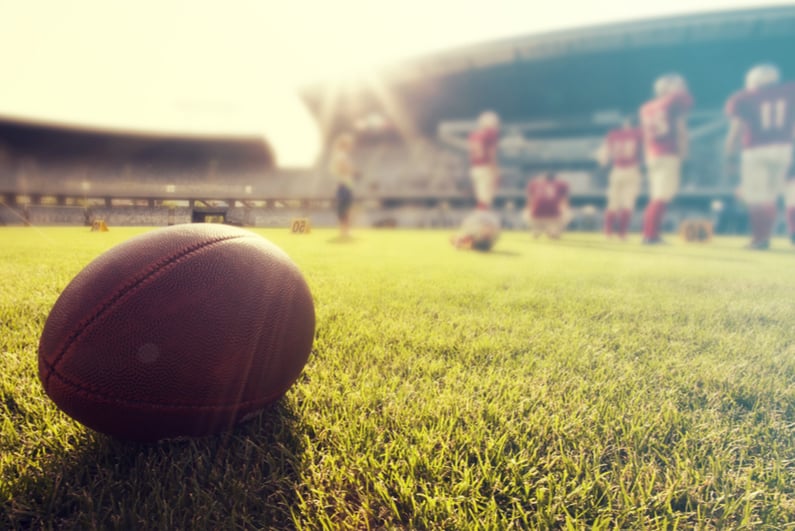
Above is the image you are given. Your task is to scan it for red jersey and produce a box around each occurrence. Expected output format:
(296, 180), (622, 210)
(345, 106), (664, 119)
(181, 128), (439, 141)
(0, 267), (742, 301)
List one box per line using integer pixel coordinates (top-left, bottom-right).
(725, 82), (795, 149)
(640, 90), (693, 158)
(527, 178), (569, 217)
(605, 127), (643, 168)
(469, 127), (499, 166)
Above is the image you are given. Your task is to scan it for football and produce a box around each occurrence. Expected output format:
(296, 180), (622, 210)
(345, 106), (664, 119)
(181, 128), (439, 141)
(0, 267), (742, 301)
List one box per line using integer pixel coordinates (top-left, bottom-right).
(38, 224), (315, 442)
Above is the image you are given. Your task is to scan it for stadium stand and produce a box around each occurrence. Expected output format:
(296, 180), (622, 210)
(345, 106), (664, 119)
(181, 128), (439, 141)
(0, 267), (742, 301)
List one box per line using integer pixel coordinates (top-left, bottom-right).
(27, 205), (87, 226)
(1, 7), (794, 230)
(0, 203), (23, 225)
(299, 6), (795, 230)
(354, 137), (467, 196)
(89, 206), (192, 226)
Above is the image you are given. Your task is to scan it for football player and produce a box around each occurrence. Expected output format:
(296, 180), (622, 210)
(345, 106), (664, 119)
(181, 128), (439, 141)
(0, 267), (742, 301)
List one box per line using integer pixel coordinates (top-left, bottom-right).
(725, 63), (795, 249)
(468, 111), (500, 210)
(787, 155), (795, 245)
(523, 172), (570, 239)
(639, 73), (694, 244)
(328, 132), (357, 239)
(600, 117), (643, 239)
(450, 210), (501, 251)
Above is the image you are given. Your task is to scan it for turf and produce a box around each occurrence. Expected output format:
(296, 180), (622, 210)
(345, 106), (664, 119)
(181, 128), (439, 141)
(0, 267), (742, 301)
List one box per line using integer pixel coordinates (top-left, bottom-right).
(2, 226), (795, 529)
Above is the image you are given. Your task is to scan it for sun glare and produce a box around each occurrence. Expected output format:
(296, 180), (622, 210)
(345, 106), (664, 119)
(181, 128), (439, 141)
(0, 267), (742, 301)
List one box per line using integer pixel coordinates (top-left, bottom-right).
(0, 0), (776, 169)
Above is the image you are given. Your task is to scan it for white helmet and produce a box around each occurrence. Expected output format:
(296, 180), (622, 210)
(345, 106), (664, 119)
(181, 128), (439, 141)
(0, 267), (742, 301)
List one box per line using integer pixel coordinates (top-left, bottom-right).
(478, 110), (500, 130)
(654, 73), (687, 97)
(745, 63), (780, 90)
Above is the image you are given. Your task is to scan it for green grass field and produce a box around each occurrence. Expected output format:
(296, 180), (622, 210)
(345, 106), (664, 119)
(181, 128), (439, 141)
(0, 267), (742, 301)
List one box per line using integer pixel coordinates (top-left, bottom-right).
(2, 226), (795, 529)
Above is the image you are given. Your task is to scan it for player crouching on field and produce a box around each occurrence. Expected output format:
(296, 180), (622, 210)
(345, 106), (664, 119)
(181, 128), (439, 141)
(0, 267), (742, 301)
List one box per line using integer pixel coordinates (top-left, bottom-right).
(450, 210), (502, 251)
(639, 73), (693, 244)
(599, 117), (643, 240)
(523, 172), (571, 239)
(725, 63), (795, 250)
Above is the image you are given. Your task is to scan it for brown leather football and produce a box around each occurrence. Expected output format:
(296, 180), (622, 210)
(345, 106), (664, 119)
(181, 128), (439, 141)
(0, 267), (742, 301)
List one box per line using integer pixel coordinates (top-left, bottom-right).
(38, 224), (314, 441)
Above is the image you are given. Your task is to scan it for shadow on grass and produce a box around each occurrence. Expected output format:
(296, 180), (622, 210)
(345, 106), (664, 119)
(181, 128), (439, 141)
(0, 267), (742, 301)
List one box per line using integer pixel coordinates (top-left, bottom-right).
(3, 401), (306, 530)
(545, 237), (757, 263)
(749, 247), (795, 255)
(327, 235), (357, 244)
(482, 249), (522, 257)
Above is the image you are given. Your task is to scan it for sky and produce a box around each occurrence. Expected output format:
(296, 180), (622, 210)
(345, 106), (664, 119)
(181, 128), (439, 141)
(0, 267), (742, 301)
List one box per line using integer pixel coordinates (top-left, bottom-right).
(0, 0), (789, 166)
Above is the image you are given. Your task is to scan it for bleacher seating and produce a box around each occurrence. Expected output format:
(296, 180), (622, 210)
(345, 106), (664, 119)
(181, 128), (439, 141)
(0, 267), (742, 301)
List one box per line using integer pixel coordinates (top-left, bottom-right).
(0, 204), (23, 225)
(89, 207), (192, 226)
(27, 205), (87, 226)
(1, 110), (732, 208)
(354, 138), (468, 196)
(0, 109), (742, 231)
(0, 162), (336, 202)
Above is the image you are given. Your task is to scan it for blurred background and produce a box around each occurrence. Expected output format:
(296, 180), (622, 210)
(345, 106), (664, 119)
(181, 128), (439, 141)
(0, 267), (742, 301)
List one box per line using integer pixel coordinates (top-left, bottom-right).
(1, 0), (793, 231)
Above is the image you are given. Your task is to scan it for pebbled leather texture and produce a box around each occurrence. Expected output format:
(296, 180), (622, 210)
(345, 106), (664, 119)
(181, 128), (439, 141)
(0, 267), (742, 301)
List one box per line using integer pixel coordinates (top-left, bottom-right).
(38, 224), (314, 441)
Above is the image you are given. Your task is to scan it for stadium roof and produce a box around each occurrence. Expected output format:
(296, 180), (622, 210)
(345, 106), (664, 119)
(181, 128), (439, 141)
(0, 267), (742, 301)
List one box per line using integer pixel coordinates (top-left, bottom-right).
(378, 5), (795, 82)
(303, 5), (795, 135)
(0, 118), (273, 168)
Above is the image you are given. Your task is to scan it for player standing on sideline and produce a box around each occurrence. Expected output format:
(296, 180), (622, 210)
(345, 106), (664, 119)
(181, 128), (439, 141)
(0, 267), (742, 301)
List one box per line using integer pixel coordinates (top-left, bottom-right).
(328, 132), (357, 239)
(523, 172), (570, 239)
(469, 111), (500, 210)
(639, 73), (693, 244)
(725, 63), (795, 249)
(787, 156), (795, 245)
(599, 117), (643, 240)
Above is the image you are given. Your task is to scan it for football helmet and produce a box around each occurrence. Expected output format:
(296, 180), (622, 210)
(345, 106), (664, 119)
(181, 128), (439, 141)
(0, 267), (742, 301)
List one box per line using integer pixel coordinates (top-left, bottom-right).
(478, 110), (500, 130)
(654, 73), (687, 97)
(460, 210), (500, 251)
(745, 63), (780, 90)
